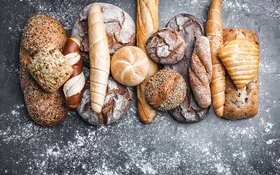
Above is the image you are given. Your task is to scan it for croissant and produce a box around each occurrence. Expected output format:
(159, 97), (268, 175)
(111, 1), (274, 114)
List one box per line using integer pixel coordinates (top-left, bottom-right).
(218, 38), (259, 89)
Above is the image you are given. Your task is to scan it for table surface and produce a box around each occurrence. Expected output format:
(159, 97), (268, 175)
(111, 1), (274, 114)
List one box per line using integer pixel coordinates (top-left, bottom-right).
(0, 0), (280, 174)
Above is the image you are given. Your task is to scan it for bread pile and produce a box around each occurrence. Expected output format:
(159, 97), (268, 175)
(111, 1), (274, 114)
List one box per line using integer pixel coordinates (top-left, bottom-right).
(19, 0), (260, 127)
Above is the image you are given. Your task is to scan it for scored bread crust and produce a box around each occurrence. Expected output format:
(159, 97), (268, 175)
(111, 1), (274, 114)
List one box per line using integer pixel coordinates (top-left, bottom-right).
(20, 14), (68, 126)
(223, 28), (259, 120)
(111, 46), (149, 86)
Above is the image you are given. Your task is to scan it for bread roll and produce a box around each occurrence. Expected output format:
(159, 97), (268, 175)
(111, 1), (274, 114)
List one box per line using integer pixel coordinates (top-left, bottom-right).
(223, 28), (259, 120)
(145, 69), (186, 111)
(136, 0), (159, 123)
(20, 14), (68, 126)
(28, 43), (74, 93)
(111, 46), (149, 86)
(206, 0), (225, 117)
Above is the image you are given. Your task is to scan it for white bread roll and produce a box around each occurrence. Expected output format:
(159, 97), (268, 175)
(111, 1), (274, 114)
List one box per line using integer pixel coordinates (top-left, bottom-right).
(111, 46), (149, 86)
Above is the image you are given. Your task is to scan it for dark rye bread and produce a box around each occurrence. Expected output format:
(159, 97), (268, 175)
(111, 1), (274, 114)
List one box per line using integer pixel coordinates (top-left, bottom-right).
(146, 28), (186, 65)
(145, 69), (186, 111)
(165, 14), (210, 123)
(20, 14), (68, 126)
(223, 28), (259, 119)
(72, 3), (136, 67)
(76, 77), (132, 125)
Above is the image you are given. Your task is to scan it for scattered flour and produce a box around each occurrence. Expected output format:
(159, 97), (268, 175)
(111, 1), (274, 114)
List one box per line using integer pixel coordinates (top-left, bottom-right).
(1, 0), (280, 174)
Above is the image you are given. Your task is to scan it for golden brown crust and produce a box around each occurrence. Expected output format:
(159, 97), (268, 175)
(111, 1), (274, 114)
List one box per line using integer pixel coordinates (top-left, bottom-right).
(223, 28), (259, 119)
(136, 0), (159, 123)
(218, 38), (259, 89)
(20, 14), (68, 126)
(111, 46), (149, 86)
(206, 0), (225, 117)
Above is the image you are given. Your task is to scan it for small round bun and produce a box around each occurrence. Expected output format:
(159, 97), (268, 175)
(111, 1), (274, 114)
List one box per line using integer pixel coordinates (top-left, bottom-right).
(146, 28), (186, 65)
(111, 46), (149, 86)
(21, 14), (67, 55)
(145, 68), (186, 111)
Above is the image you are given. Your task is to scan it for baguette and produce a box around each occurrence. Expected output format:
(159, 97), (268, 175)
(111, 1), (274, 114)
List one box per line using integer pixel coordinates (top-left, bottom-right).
(136, 0), (159, 123)
(206, 0), (225, 117)
(88, 3), (110, 113)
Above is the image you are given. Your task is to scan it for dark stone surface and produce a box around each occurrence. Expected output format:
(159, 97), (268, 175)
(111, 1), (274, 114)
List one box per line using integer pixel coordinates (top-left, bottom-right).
(0, 0), (280, 174)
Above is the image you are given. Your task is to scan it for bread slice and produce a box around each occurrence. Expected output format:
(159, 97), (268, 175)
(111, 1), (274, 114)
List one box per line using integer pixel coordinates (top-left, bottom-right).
(20, 14), (68, 126)
(223, 28), (259, 120)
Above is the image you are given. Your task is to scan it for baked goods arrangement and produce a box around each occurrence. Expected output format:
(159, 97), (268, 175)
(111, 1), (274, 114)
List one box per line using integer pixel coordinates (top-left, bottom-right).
(19, 0), (260, 127)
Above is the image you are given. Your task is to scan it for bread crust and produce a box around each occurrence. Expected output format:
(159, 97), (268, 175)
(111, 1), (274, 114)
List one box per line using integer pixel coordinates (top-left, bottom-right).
(223, 28), (259, 119)
(136, 0), (159, 123)
(111, 46), (149, 86)
(19, 14), (68, 126)
(206, 0), (225, 117)
(20, 15), (68, 126)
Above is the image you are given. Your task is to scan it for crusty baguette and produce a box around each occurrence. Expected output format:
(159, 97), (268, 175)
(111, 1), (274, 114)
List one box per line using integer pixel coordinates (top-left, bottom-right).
(222, 28), (259, 119)
(189, 36), (212, 108)
(136, 0), (159, 123)
(88, 3), (110, 113)
(206, 0), (225, 117)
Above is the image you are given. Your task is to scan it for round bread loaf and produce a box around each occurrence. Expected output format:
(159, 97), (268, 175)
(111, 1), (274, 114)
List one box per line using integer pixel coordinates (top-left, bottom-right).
(165, 14), (210, 123)
(21, 14), (67, 56)
(145, 68), (187, 111)
(111, 46), (149, 86)
(20, 14), (68, 126)
(146, 28), (186, 65)
(76, 77), (132, 125)
(72, 3), (136, 67)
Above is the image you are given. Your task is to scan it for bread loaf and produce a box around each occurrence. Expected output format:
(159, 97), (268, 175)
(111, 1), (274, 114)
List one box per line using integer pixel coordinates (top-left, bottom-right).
(206, 0), (225, 117)
(223, 28), (259, 119)
(189, 36), (212, 108)
(77, 77), (133, 125)
(20, 14), (68, 126)
(28, 43), (74, 93)
(111, 46), (149, 86)
(165, 14), (209, 123)
(145, 69), (186, 111)
(136, 0), (159, 123)
(146, 28), (186, 65)
(72, 3), (136, 67)
(88, 3), (110, 113)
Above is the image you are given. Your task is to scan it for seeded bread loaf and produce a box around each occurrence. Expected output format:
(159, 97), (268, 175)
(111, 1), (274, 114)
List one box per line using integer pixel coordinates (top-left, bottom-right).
(223, 28), (259, 119)
(145, 69), (186, 111)
(20, 14), (68, 126)
(28, 44), (73, 93)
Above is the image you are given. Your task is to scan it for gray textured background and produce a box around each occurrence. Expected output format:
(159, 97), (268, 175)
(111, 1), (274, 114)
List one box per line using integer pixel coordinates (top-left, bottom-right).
(0, 0), (280, 174)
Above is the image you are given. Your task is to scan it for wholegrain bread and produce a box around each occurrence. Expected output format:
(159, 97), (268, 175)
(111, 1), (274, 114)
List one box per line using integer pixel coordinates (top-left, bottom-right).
(20, 14), (68, 126)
